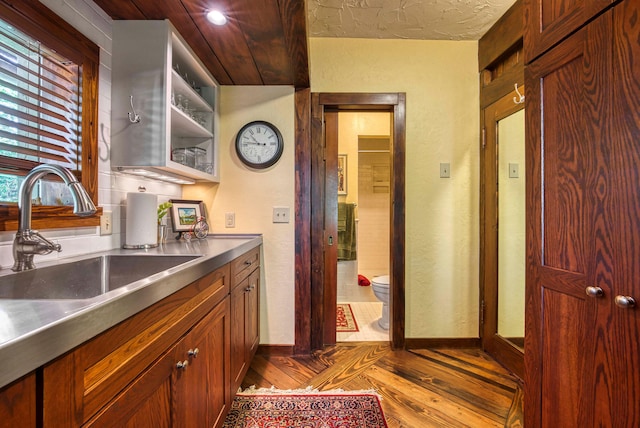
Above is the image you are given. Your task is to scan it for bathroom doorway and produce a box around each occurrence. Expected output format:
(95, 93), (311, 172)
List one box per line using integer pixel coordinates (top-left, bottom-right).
(335, 114), (392, 342)
(306, 92), (406, 351)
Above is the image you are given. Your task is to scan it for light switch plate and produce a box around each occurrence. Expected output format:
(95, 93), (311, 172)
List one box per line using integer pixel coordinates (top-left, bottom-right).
(100, 211), (112, 235)
(509, 163), (519, 178)
(440, 163), (451, 178)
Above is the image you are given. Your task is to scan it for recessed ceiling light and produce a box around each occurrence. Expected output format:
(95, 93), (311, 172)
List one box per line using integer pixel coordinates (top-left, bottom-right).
(206, 10), (227, 25)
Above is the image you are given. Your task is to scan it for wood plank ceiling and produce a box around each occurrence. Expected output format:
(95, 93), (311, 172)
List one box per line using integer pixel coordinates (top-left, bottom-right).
(93, 0), (309, 88)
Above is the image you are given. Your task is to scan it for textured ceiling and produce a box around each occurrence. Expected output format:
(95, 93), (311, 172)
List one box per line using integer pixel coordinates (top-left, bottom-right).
(307, 0), (518, 40)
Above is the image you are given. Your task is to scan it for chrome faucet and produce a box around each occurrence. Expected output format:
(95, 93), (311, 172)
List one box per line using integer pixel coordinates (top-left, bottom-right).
(12, 164), (97, 272)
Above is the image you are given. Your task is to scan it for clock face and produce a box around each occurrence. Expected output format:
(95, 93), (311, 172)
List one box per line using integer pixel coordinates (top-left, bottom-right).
(235, 121), (283, 169)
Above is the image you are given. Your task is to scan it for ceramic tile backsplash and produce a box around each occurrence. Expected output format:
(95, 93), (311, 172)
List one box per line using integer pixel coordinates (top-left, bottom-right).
(0, 0), (182, 270)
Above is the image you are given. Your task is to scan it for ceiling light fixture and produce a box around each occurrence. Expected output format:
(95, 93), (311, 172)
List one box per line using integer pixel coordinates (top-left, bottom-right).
(206, 10), (227, 25)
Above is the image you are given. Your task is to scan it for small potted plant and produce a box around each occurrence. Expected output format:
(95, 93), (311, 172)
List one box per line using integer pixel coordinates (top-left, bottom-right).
(157, 201), (172, 243)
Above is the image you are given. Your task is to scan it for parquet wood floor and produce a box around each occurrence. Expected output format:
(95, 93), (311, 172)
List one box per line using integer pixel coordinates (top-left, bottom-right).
(241, 343), (523, 427)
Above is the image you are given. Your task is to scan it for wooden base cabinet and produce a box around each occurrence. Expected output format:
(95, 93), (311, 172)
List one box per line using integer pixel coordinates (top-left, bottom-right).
(230, 247), (260, 392)
(42, 263), (234, 427)
(525, 0), (640, 425)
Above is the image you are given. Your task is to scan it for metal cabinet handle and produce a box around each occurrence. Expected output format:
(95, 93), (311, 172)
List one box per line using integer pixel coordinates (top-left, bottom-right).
(244, 260), (252, 266)
(585, 286), (604, 298)
(615, 295), (636, 309)
(176, 360), (189, 370)
(188, 348), (199, 358)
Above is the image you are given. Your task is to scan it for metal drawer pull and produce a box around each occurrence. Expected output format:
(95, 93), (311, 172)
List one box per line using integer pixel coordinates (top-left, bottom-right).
(188, 348), (199, 358)
(176, 360), (189, 370)
(244, 260), (252, 265)
(585, 286), (604, 298)
(615, 295), (636, 309)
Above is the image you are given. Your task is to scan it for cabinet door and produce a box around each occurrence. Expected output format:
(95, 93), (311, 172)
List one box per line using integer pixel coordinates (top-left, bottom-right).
(230, 280), (248, 392)
(0, 373), (36, 428)
(247, 269), (260, 359)
(524, 12), (611, 427)
(524, 0), (612, 62)
(84, 350), (176, 428)
(174, 297), (230, 428)
(606, 1), (640, 424)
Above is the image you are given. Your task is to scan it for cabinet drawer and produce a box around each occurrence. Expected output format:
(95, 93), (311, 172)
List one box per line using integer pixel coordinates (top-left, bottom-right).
(230, 247), (259, 289)
(42, 264), (229, 426)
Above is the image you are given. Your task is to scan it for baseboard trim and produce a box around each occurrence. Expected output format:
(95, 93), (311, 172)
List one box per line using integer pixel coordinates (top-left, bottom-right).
(405, 337), (481, 349)
(256, 345), (296, 356)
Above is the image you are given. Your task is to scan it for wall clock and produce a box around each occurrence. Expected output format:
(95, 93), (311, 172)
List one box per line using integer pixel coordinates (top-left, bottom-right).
(235, 120), (284, 169)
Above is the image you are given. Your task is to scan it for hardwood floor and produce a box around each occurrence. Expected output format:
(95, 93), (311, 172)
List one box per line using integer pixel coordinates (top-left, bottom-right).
(241, 343), (523, 427)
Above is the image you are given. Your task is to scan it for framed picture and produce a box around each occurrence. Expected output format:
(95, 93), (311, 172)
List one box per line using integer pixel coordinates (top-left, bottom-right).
(338, 154), (347, 195)
(169, 199), (205, 232)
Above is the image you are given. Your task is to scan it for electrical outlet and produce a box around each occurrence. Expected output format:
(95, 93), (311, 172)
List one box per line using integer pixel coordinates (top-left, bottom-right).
(440, 163), (451, 178)
(273, 207), (290, 223)
(100, 211), (112, 235)
(225, 212), (235, 228)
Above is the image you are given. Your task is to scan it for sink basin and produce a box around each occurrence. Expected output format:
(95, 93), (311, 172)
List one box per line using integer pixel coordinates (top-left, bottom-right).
(0, 255), (201, 300)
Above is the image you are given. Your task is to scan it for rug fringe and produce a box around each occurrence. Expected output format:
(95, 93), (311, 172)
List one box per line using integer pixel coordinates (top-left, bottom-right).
(238, 385), (383, 399)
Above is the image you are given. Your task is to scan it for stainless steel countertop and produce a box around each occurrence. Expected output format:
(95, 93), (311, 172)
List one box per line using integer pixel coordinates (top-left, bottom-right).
(0, 234), (262, 389)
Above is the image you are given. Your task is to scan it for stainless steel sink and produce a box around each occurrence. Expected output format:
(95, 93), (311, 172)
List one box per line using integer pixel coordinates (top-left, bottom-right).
(0, 255), (201, 300)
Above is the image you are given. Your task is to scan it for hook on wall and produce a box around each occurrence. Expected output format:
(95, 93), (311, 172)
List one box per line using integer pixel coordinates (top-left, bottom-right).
(513, 83), (525, 105)
(128, 95), (141, 123)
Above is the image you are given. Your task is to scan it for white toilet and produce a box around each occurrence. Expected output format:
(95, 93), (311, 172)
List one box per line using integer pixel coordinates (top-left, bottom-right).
(371, 275), (390, 330)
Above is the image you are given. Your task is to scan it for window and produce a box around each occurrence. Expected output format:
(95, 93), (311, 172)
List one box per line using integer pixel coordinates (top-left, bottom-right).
(0, 0), (100, 230)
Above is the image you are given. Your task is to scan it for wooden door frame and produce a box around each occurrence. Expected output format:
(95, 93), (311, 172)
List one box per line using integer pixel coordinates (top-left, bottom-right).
(481, 88), (525, 378)
(299, 92), (406, 351)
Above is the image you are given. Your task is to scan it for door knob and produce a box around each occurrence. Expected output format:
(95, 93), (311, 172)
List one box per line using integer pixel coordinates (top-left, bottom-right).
(585, 286), (604, 298)
(176, 360), (189, 370)
(188, 348), (199, 358)
(615, 295), (636, 309)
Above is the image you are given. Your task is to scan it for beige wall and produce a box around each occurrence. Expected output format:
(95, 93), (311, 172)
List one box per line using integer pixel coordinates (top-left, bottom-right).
(184, 86), (296, 345)
(311, 38), (480, 338)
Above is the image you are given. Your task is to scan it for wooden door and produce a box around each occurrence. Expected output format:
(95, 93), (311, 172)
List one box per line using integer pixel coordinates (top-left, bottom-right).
(524, 14), (607, 427)
(481, 88), (525, 379)
(526, 4), (640, 425)
(524, 0), (612, 62)
(323, 111), (339, 345)
(604, 0), (640, 424)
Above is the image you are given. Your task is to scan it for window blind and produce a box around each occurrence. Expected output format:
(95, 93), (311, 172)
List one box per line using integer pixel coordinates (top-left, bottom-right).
(0, 17), (81, 197)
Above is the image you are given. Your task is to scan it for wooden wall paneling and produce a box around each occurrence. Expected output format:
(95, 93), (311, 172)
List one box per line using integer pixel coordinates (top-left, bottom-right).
(294, 88), (312, 354)
(229, 0), (292, 84)
(278, 0), (310, 88)
(181, 0), (262, 85)
(478, 0), (523, 71)
(523, 0), (612, 63)
(124, 0), (232, 85)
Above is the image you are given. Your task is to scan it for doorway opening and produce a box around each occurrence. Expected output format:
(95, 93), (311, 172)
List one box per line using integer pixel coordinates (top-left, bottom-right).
(305, 92), (406, 351)
(334, 113), (392, 342)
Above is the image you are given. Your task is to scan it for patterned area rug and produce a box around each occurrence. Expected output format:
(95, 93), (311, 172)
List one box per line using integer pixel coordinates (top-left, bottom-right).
(223, 388), (388, 428)
(337, 303), (359, 332)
